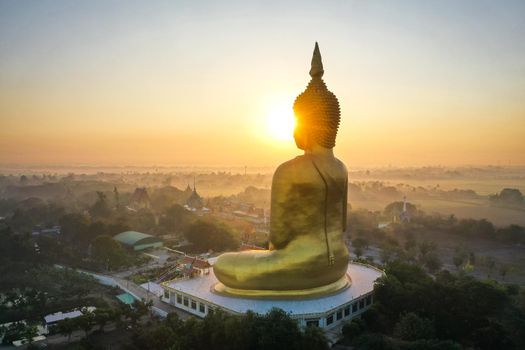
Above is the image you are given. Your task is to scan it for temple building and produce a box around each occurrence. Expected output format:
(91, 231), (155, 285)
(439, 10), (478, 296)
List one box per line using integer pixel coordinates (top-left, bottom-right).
(113, 231), (163, 251)
(161, 262), (381, 329)
(184, 179), (210, 215)
(129, 187), (151, 210)
(178, 256), (212, 276)
(185, 179), (204, 210)
(399, 196), (411, 222)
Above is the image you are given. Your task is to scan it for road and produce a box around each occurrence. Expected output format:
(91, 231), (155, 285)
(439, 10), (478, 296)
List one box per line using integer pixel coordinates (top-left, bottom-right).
(110, 274), (192, 320)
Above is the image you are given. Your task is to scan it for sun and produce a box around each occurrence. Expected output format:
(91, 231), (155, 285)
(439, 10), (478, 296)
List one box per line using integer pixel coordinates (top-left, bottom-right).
(266, 102), (296, 141)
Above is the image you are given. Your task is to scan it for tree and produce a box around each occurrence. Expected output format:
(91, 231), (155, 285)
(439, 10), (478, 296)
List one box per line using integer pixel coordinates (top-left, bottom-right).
(23, 325), (38, 344)
(184, 220), (239, 252)
(56, 318), (76, 342)
(404, 233), (417, 251)
(92, 235), (126, 270)
(93, 308), (112, 332)
(353, 334), (394, 350)
(499, 264), (511, 280)
(471, 320), (513, 350)
(342, 318), (366, 342)
(354, 246), (364, 258)
(89, 191), (111, 219)
(422, 252), (442, 273)
(394, 312), (435, 341)
(496, 225), (525, 244)
(256, 308), (302, 350)
(468, 251), (476, 265)
(418, 241), (436, 257)
(373, 260), (516, 345)
(159, 204), (196, 233)
(380, 246), (395, 264)
(19, 175), (28, 185)
(490, 188), (524, 206)
(114, 186), (120, 210)
(353, 237), (369, 250)
(301, 325), (329, 350)
(481, 256), (497, 277)
(0, 322), (29, 345)
(59, 213), (89, 246)
(384, 201), (418, 218)
(129, 300), (151, 326)
(128, 307), (331, 350)
(76, 311), (95, 338)
(452, 247), (467, 270)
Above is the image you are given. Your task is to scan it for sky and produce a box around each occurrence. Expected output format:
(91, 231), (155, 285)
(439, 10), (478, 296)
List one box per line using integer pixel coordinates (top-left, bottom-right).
(1, 0), (524, 168)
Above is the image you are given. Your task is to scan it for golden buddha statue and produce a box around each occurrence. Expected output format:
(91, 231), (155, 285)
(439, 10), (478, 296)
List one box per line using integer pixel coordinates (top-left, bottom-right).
(213, 43), (349, 297)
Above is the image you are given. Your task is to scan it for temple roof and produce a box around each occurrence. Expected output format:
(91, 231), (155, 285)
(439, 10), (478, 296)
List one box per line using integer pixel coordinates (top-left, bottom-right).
(180, 256), (211, 269)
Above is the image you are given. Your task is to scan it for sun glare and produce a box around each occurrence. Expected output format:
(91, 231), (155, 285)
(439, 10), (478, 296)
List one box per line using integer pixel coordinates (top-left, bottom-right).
(266, 103), (295, 141)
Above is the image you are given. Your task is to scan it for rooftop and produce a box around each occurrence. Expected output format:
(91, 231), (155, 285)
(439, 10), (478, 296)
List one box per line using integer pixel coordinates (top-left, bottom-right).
(163, 263), (383, 316)
(44, 307), (96, 324)
(180, 256), (211, 269)
(113, 230), (161, 246)
(116, 292), (136, 305)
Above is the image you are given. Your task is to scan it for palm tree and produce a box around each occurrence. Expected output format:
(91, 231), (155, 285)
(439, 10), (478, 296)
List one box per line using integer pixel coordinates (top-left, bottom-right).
(57, 318), (75, 342)
(77, 311), (95, 338)
(94, 309), (111, 332)
(22, 325), (38, 345)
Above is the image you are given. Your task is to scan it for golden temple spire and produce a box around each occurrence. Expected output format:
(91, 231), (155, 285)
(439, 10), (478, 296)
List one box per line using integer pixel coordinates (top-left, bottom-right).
(309, 42), (324, 78)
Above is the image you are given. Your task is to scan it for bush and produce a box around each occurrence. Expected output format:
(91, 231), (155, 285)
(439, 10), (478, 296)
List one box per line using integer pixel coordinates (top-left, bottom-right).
(393, 313), (435, 341)
(343, 318), (366, 341)
(184, 220), (239, 252)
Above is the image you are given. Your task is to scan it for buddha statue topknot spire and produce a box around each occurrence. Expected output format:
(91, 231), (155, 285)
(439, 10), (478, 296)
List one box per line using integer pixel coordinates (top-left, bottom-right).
(309, 42), (324, 78)
(294, 42), (340, 149)
(213, 43), (350, 297)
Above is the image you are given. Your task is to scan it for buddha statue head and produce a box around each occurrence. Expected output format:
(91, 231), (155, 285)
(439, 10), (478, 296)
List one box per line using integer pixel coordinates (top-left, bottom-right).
(293, 42), (341, 151)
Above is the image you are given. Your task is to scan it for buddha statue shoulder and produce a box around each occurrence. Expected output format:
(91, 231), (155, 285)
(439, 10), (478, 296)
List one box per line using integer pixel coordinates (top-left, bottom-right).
(213, 43), (350, 297)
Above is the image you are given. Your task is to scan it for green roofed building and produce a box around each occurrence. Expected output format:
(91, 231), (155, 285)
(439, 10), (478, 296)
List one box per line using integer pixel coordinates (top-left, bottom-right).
(116, 292), (136, 305)
(113, 231), (163, 251)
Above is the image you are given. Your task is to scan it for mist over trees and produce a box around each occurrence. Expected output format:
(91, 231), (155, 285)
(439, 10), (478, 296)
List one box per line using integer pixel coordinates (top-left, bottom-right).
(490, 188), (524, 208)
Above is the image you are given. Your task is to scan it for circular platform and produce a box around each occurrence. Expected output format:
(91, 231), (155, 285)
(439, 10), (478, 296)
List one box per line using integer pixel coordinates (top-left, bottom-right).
(212, 274), (351, 299)
(161, 263), (384, 329)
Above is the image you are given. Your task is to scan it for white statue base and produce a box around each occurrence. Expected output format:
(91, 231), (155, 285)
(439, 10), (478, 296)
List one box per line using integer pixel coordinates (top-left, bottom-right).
(161, 262), (383, 329)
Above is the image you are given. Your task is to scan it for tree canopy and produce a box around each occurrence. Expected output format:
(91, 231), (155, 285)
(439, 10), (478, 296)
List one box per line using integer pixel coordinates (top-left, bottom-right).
(184, 220), (239, 252)
(128, 308), (327, 350)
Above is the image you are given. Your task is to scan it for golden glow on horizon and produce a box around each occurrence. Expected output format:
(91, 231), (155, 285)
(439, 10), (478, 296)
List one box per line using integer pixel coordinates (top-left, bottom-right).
(266, 102), (296, 141)
(1, 2), (525, 167)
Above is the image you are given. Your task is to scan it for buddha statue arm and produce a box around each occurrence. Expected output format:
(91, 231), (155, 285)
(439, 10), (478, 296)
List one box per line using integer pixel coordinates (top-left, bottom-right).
(269, 165), (292, 249)
(343, 173), (348, 232)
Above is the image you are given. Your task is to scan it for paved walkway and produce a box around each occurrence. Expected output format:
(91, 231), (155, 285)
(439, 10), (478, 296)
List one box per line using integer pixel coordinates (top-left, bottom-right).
(57, 264), (195, 321)
(110, 275), (192, 320)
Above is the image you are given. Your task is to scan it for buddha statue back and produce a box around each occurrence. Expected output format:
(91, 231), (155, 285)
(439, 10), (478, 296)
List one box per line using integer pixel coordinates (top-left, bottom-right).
(213, 43), (350, 297)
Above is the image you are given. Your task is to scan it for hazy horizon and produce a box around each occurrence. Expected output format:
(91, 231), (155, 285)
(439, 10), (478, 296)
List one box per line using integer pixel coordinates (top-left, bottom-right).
(1, 0), (525, 167)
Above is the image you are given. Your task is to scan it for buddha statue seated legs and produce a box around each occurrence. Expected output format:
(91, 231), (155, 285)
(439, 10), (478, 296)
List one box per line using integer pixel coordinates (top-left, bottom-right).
(213, 43), (350, 297)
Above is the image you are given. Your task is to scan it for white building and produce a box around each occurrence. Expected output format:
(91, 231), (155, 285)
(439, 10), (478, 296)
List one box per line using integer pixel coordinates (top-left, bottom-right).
(44, 306), (96, 327)
(161, 263), (383, 329)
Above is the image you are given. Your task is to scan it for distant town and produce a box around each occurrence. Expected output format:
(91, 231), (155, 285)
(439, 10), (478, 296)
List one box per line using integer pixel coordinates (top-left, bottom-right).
(1, 165), (524, 348)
